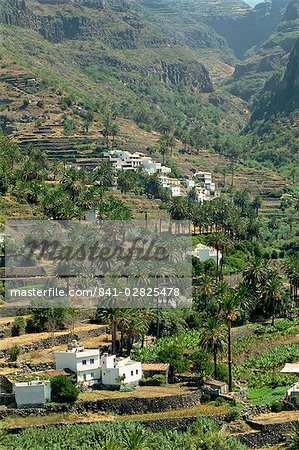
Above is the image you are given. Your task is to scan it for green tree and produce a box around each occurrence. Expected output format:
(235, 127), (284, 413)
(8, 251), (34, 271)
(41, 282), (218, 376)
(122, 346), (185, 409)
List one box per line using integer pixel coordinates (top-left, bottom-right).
(51, 375), (79, 403)
(220, 290), (242, 392)
(199, 317), (226, 380)
(94, 161), (114, 187)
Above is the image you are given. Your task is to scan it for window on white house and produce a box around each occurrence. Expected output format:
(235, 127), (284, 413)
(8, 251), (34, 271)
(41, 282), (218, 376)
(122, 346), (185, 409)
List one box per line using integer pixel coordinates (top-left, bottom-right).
(82, 360), (87, 365)
(131, 371), (133, 376)
(91, 373), (94, 378)
(83, 374), (87, 381)
(90, 358), (94, 364)
(136, 370), (138, 374)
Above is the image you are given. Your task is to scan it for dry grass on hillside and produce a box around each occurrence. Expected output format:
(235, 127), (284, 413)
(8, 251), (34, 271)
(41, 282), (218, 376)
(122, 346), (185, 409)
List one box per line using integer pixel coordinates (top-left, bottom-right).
(79, 384), (196, 401)
(0, 324), (104, 351)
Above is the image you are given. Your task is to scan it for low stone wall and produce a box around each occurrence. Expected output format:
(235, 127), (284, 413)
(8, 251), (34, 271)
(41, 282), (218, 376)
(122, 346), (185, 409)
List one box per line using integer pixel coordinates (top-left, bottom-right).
(1, 391), (202, 417)
(0, 362), (55, 371)
(72, 392), (202, 415)
(0, 326), (107, 358)
(236, 421), (293, 449)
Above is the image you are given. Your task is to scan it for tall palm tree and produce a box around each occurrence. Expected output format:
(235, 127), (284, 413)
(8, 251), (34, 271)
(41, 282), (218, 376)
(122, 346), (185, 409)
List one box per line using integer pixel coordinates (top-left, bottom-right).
(221, 290), (241, 392)
(167, 198), (188, 220)
(199, 317), (226, 380)
(94, 161), (115, 187)
(284, 255), (299, 304)
(262, 271), (285, 326)
(61, 167), (83, 200)
(96, 308), (123, 354)
(243, 257), (268, 292)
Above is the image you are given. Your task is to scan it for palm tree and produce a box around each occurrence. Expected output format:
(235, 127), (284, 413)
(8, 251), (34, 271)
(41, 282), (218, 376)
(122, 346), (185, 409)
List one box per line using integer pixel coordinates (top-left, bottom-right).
(221, 290), (241, 392)
(94, 161), (115, 187)
(167, 198), (188, 220)
(243, 257), (268, 292)
(196, 274), (215, 312)
(284, 255), (299, 304)
(96, 308), (123, 354)
(61, 167), (83, 200)
(199, 317), (226, 380)
(252, 195), (262, 216)
(262, 271), (285, 326)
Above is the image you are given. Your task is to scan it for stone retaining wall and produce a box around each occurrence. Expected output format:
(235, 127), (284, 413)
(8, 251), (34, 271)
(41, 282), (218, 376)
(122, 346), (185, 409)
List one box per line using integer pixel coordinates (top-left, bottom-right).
(0, 326), (107, 358)
(236, 421), (293, 449)
(73, 392), (202, 415)
(0, 391), (202, 417)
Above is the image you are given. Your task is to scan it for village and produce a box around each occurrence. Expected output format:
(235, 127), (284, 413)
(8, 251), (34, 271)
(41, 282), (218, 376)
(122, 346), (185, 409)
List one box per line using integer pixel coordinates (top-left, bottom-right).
(99, 149), (220, 202)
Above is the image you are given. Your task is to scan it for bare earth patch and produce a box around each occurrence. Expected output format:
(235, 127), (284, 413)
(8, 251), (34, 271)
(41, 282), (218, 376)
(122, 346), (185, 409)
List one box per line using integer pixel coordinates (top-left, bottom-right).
(253, 410), (299, 425)
(79, 384), (197, 401)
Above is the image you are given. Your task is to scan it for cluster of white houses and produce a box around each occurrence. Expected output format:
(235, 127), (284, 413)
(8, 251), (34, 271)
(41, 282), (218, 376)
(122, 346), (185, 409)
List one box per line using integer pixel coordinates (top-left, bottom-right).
(6, 341), (146, 406)
(101, 150), (219, 202)
(102, 150), (171, 175)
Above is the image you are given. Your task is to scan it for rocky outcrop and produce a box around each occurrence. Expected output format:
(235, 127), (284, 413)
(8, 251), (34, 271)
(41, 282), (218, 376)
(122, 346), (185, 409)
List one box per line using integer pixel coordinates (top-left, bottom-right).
(149, 61), (213, 93)
(251, 36), (299, 119)
(0, 0), (133, 44)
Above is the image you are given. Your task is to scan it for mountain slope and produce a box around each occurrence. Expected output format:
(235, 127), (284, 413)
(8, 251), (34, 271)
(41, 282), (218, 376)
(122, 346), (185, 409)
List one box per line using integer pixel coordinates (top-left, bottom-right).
(251, 36), (299, 119)
(227, 0), (299, 101)
(205, 0), (289, 59)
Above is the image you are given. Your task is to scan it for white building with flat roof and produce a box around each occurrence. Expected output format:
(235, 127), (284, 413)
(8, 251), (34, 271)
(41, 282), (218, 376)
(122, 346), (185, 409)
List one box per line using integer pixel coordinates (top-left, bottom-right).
(100, 353), (142, 387)
(192, 243), (222, 263)
(14, 380), (51, 407)
(54, 340), (101, 385)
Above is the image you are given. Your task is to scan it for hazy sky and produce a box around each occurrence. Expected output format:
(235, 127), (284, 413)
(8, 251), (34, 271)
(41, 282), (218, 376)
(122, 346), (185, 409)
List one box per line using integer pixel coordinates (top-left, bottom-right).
(246, 0), (263, 5)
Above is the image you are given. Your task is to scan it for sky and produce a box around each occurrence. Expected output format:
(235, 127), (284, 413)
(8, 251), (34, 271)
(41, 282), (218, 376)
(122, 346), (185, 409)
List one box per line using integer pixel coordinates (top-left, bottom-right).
(246, 0), (263, 6)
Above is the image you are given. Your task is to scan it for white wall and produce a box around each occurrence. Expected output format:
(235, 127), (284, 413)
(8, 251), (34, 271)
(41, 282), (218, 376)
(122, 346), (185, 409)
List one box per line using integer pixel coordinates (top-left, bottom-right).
(54, 350), (100, 376)
(15, 382), (51, 406)
(102, 361), (142, 386)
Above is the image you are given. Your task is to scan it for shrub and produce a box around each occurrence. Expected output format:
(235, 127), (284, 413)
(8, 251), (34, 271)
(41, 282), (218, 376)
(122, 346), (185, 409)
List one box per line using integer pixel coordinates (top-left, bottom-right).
(200, 393), (211, 404)
(271, 401), (284, 413)
(50, 375), (79, 403)
(225, 407), (240, 423)
(140, 375), (166, 386)
(11, 316), (26, 337)
(8, 345), (21, 362)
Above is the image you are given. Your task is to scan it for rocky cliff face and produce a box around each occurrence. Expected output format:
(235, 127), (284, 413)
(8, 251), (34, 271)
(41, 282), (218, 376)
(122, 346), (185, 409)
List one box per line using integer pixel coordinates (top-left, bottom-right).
(228, 0), (299, 100)
(205, 0), (289, 59)
(252, 36), (299, 118)
(0, 0), (140, 44)
(0, 0), (214, 93)
(149, 60), (213, 92)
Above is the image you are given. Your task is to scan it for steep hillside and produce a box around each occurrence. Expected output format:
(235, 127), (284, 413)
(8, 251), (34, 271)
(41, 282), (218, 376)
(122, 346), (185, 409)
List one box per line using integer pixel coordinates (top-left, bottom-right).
(228, 0), (299, 100)
(252, 36), (299, 119)
(243, 37), (299, 177)
(206, 0), (289, 59)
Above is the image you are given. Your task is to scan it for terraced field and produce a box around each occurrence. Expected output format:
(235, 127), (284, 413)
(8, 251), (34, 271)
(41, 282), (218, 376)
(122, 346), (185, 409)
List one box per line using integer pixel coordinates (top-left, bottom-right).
(0, 57), (292, 220)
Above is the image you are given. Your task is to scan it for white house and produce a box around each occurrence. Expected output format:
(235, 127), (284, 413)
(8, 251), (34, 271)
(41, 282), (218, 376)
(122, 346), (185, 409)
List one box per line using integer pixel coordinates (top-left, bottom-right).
(14, 380), (51, 407)
(159, 176), (181, 196)
(102, 150), (172, 175)
(194, 171), (213, 184)
(100, 353), (142, 387)
(281, 363), (299, 374)
(141, 157), (171, 175)
(192, 243), (222, 263)
(54, 341), (101, 386)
